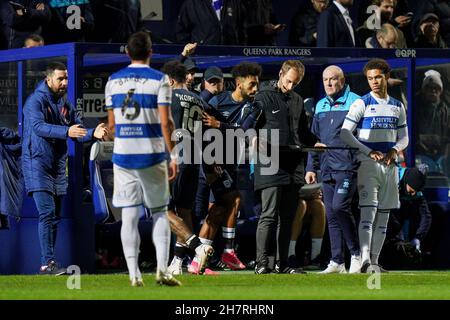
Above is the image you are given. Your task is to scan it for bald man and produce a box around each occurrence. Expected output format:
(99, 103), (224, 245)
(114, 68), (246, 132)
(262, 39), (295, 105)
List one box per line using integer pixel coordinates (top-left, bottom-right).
(305, 66), (362, 273)
(366, 23), (399, 48)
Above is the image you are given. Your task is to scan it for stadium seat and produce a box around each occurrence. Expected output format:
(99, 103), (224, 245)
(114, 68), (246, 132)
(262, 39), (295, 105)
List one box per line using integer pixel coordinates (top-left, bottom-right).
(89, 141), (148, 224)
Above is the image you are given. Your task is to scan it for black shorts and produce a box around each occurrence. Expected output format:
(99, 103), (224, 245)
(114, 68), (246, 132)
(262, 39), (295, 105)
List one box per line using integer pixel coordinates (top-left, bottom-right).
(201, 164), (238, 203)
(170, 164), (200, 210)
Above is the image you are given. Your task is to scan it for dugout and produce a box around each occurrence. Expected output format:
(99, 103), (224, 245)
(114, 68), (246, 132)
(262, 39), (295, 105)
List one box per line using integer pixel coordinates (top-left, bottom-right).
(0, 43), (449, 274)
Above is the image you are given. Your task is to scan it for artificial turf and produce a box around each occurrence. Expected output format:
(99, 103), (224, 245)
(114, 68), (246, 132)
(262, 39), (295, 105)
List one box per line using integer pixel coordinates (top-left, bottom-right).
(1, 271), (450, 300)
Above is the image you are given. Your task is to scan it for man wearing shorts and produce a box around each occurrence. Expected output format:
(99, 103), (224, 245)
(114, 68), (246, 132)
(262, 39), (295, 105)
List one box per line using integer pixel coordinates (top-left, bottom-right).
(106, 32), (180, 286)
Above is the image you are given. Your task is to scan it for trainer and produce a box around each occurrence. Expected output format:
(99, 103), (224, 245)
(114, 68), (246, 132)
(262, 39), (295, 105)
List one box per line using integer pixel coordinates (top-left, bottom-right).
(254, 60), (317, 274)
(22, 62), (108, 274)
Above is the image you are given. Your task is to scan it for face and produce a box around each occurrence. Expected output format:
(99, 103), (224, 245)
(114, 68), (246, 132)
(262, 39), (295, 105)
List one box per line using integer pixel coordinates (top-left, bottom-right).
(205, 78), (224, 95)
(279, 68), (303, 93)
(405, 184), (417, 196)
(25, 39), (44, 48)
(312, 0), (328, 13)
(379, 0), (395, 22)
(423, 83), (442, 104)
(186, 70), (195, 88)
(47, 69), (68, 97)
(366, 69), (389, 95)
(237, 75), (259, 101)
(421, 20), (439, 37)
(323, 68), (345, 98)
(338, 0), (353, 8)
(377, 31), (397, 48)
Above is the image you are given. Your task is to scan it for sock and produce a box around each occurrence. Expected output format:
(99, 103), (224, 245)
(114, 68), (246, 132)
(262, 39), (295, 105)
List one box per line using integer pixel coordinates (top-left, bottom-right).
(135, 231), (142, 280)
(121, 206), (141, 280)
(199, 237), (213, 246)
(174, 242), (187, 260)
(152, 212), (171, 274)
(288, 240), (296, 257)
(222, 227), (235, 253)
(311, 238), (323, 260)
(186, 235), (202, 252)
(370, 210), (390, 265)
(359, 206), (377, 265)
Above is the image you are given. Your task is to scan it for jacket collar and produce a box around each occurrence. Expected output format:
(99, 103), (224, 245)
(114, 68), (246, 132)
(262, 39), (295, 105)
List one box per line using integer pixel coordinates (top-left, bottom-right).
(36, 80), (65, 108)
(326, 84), (351, 105)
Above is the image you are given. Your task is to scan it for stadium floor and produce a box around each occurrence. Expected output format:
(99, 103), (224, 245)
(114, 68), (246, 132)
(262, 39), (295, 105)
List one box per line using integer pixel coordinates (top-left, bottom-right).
(1, 270), (450, 300)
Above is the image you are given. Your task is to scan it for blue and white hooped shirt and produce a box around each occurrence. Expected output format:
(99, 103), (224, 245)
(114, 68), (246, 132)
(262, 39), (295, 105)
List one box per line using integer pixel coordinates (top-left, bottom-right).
(342, 92), (408, 160)
(105, 64), (171, 169)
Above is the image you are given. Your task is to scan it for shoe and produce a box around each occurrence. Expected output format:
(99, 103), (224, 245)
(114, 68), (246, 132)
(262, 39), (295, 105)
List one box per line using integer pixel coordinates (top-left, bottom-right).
(304, 256), (321, 271)
(360, 261), (371, 273)
(274, 263), (306, 274)
(131, 277), (144, 287)
(370, 263), (389, 273)
(254, 263), (271, 274)
(319, 261), (346, 274)
(39, 261), (67, 276)
(155, 270), (182, 286)
(220, 251), (246, 270)
(349, 255), (362, 274)
(188, 260), (218, 275)
(195, 244), (214, 274)
(167, 257), (183, 276)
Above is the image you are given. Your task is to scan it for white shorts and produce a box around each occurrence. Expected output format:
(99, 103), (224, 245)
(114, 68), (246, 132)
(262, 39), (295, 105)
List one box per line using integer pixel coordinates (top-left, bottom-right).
(113, 162), (169, 212)
(357, 159), (400, 210)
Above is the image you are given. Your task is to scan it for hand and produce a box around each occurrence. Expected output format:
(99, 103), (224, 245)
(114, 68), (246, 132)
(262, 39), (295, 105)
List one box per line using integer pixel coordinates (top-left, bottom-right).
(368, 150), (384, 162)
(313, 32), (317, 39)
(305, 171), (316, 184)
(395, 15), (411, 28)
(314, 142), (327, 148)
(202, 112), (221, 128)
(16, 9), (24, 16)
(36, 3), (45, 10)
(168, 159), (178, 182)
(182, 42), (197, 57)
(205, 164), (222, 185)
(68, 124), (88, 138)
(383, 148), (398, 166)
(94, 123), (108, 139)
(273, 24), (286, 32)
(411, 238), (421, 253)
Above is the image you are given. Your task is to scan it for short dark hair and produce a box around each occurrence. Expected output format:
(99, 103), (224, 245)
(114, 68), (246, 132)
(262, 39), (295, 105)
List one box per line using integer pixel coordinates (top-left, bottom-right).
(363, 58), (391, 75)
(127, 31), (152, 60)
(45, 62), (67, 77)
(231, 62), (262, 79)
(25, 34), (44, 44)
(161, 60), (187, 83)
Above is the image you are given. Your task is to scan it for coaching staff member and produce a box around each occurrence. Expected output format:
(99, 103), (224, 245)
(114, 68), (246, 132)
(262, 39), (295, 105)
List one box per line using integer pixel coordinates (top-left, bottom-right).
(22, 62), (108, 274)
(254, 60), (317, 274)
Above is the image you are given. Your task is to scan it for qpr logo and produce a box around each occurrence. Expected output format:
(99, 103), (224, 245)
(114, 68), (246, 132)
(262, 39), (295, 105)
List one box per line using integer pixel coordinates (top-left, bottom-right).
(391, 106), (399, 115)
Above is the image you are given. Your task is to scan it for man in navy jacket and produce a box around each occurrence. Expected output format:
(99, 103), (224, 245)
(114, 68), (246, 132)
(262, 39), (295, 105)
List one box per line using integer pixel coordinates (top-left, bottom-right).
(22, 62), (107, 274)
(305, 65), (361, 273)
(317, 0), (360, 47)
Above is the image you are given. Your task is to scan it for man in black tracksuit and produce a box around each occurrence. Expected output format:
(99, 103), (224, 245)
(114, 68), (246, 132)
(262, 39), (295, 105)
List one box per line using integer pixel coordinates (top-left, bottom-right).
(254, 60), (317, 274)
(175, 0), (246, 45)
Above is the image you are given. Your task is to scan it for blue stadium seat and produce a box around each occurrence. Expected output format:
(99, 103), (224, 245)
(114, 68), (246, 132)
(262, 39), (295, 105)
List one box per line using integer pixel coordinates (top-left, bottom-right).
(89, 141), (148, 224)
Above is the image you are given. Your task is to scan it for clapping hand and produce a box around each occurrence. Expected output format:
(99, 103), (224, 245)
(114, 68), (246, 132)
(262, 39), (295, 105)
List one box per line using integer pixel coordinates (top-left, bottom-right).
(383, 148), (398, 166)
(94, 123), (109, 140)
(68, 124), (88, 138)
